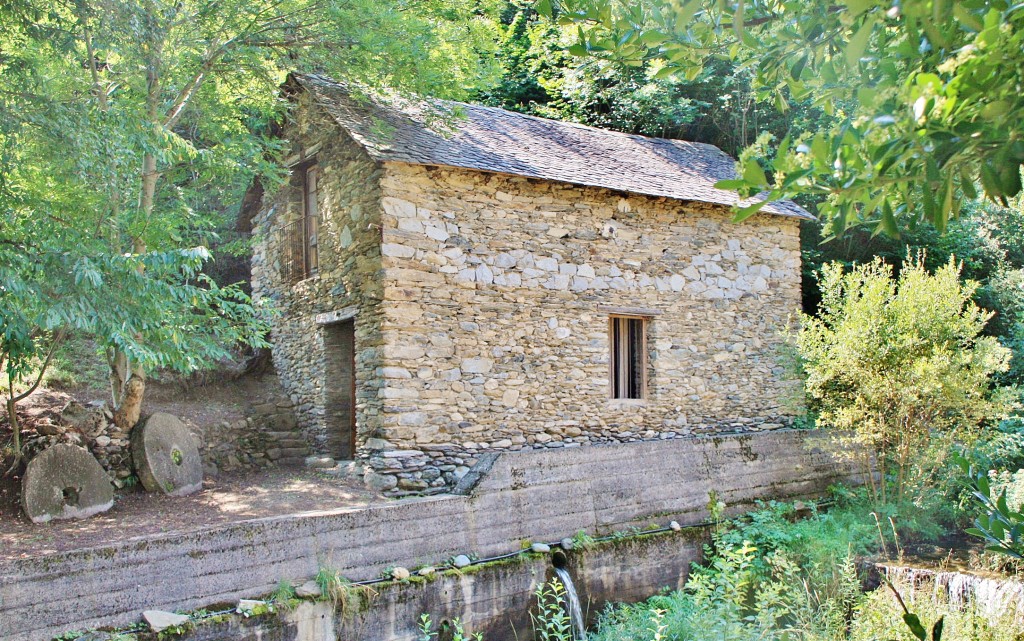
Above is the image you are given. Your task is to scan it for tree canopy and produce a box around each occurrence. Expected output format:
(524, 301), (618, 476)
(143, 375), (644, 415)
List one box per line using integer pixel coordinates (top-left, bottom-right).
(0, 0), (500, 438)
(544, 0), (1024, 237)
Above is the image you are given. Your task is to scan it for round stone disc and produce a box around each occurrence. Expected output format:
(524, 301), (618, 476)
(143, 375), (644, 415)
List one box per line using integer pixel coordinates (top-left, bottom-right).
(131, 413), (202, 496)
(22, 444), (114, 524)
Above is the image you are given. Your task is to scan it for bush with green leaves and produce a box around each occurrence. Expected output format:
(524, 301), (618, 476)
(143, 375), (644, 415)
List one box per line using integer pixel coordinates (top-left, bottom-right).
(798, 256), (1013, 503)
(531, 577), (575, 641)
(418, 614), (483, 641)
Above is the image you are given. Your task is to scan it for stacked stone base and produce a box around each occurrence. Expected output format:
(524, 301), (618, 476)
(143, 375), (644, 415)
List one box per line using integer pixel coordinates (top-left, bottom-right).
(20, 389), (309, 489)
(360, 415), (793, 496)
(201, 396), (309, 473)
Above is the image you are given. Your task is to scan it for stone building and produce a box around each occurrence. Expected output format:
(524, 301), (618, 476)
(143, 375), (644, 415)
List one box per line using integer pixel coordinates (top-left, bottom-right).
(248, 73), (811, 493)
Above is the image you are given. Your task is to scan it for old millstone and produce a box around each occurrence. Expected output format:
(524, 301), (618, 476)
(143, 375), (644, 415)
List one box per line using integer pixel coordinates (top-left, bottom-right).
(21, 443), (113, 524)
(131, 412), (202, 496)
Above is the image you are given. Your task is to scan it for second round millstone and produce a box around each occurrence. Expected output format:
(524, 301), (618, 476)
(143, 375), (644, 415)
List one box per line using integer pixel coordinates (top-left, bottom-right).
(131, 412), (202, 496)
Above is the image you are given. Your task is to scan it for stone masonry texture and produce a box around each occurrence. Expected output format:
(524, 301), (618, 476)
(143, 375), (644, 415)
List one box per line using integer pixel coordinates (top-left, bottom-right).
(251, 89), (804, 492)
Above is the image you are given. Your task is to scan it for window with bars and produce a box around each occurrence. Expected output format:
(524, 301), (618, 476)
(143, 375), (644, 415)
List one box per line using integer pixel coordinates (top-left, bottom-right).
(609, 316), (646, 399)
(302, 164), (320, 278)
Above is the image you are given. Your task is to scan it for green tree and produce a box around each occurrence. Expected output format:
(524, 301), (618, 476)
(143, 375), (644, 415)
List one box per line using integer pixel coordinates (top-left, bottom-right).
(483, 3), (832, 154)
(0, 0), (499, 446)
(545, 0), (1024, 236)
(797, 256), (1012, 502)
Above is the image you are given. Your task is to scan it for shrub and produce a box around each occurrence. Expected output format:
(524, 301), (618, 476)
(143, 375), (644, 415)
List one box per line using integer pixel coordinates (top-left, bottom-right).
(798, 255), (1013, 503)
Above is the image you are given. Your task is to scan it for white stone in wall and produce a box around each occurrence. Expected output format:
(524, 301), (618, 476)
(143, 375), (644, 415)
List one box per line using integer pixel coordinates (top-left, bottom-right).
(461, 358), (493, 374)
(382, 243), (415, 258)
(382, 196), (417, 218)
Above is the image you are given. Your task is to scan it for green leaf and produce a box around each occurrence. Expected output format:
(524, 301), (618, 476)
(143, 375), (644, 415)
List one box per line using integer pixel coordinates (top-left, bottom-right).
(567, 43), (589, 56)
(732, 200), (768, 223)
(714, 179), (747, 190)
(742, 158), (768, 186)
(674, 0), (702, 25)
(981, 162), (1003, 198)
(903, 614), (927, 641)
(535, 0), (553, 18)
(931, 617), (944, 641)
(653, 65), (678, 79)
(845, 17), (876, 68)
(791, 55), (808, 80)
(844, 0), (874, 17)
(954, 4), (984, 30)
(876, 202), (900, 238)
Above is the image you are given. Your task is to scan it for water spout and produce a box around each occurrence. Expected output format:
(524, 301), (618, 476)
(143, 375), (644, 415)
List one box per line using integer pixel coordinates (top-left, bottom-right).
(553, 566), (587, 641)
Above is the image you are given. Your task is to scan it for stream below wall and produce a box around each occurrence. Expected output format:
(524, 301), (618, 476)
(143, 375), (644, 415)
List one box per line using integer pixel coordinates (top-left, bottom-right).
(876, 561), (1024, 622)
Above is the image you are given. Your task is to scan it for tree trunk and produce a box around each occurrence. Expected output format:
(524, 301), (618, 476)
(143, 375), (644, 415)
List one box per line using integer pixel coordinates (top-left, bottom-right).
(108, 146), (157, 431)
(112, 373), (145, 431)
(6, 396), (21, 474)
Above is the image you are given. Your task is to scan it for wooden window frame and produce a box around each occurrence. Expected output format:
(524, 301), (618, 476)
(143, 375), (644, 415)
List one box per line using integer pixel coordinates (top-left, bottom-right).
(300, 162), (320, 280)
(608, 315), (648, 400)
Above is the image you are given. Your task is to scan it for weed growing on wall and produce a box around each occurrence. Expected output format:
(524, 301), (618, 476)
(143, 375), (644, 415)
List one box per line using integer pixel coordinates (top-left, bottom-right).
(418, 614), (483, 641)
(532, 579), (574, 641)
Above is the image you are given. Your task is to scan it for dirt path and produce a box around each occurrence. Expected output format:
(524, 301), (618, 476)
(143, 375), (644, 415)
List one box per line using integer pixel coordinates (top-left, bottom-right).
(0, 467), (385, 560)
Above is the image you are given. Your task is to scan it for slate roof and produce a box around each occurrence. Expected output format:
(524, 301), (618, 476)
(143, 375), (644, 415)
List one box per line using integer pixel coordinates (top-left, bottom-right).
(291, 74), (813, 220)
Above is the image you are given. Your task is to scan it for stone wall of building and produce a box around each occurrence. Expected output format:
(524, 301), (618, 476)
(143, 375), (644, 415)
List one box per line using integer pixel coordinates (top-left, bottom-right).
(250, 96), (385, 457)
(362, 163), (803, 490)
(252, 104), (805, 492)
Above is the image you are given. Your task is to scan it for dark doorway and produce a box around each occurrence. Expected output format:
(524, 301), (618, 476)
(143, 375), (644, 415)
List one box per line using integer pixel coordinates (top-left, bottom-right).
(324, 319), (357, 460)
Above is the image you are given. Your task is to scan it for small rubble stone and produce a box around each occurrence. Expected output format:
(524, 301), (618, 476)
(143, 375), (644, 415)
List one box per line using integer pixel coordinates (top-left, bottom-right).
(669, 521), (682, 531)
(531, 543), (551, 553)
(452, 554), (472, 568)
(236, 599), (266, 614)
(295, 581), (323, 598)
(143, 610), (190, 633)
(21, 444), (113, 524)
(391, 566), (411, 580)
(417, 567), (436, 577)
(365, 471), (398, 491)
(305, 455), (336, 469)
(560, 538), (575, 551)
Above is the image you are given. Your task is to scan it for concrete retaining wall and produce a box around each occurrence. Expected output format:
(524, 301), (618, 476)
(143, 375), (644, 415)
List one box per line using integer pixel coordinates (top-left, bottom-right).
(133, 530), (705, 641)
(0, 429), (853, 640)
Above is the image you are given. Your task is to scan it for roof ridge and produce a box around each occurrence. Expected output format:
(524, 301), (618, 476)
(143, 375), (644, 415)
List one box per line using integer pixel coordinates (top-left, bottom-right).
(296, 73), (726, 154)
(289, 73), (814, 221)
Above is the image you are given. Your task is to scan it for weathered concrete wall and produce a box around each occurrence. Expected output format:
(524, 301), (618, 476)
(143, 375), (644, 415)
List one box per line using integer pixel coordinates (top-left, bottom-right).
(126, 531), (704, 641)
(0, 430), (853, 641)
(250, 95), (385, 457)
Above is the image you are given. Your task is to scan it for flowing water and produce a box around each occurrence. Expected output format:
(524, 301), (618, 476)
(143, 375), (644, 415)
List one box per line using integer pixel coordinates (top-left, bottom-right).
(880, 564), (1024, 621)
(554, 567), (588, 641)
